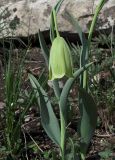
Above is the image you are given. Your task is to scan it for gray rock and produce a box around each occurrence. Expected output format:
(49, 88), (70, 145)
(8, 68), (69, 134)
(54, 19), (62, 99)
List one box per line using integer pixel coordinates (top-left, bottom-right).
(0, 0), (115, 37)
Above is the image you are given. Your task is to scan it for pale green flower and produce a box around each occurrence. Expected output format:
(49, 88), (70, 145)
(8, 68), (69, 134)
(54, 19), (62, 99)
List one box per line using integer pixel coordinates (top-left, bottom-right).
(49, 36), (73, 80)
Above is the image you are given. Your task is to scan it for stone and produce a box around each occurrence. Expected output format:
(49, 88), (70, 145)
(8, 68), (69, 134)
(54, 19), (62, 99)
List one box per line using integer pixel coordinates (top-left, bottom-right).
(0, 0), (115, 37)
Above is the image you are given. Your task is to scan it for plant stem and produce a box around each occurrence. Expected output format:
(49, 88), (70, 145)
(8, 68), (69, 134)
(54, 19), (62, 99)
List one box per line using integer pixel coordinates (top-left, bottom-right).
(60, 110), (66, 160)
(53, 9), (60, 37)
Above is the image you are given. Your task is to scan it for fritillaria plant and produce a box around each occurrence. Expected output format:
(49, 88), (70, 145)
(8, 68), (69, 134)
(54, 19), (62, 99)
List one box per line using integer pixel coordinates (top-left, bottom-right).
(29, 0), (106, 159)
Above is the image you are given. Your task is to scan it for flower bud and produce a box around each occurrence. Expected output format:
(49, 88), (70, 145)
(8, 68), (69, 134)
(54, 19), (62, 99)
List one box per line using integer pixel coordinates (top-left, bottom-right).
(49, 36), (73, 80)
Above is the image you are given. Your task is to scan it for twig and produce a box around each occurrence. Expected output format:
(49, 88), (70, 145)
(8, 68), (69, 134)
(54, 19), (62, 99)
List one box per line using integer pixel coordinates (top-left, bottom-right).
(22, 129), (29, 160)
(95, 133), (115, 138)
(22, 126), (43, 153)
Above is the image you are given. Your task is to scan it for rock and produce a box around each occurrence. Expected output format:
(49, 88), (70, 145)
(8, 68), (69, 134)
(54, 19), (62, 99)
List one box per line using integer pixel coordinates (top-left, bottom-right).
(0, 0), (115, 38)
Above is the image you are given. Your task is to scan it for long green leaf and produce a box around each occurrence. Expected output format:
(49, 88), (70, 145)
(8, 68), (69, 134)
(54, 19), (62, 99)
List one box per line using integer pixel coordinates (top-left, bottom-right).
(65, 11), (87, 49)
(59, 63), (93, 159)
(88, 0), (107, 46)
(60, 62), (93, 124)
(29, 74), (61, 146)
(54, 0), (64, 12)
(38, 30), (49, 67)
(78, 88), (97, 155)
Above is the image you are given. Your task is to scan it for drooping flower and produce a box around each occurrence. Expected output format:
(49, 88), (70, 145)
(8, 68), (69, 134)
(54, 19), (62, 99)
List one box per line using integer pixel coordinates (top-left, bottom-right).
(49, 36), (73, 80)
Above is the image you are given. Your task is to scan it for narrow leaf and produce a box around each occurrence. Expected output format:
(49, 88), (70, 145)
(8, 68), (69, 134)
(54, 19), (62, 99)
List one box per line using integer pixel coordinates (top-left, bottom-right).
(38, 30), (49, 67)
(88, 0), (107, 45)
(60, 62), (93, 124)
(54, 0), (64, 13)
(78, 88), (97, 155)
(65, 11), (87, 50)
(29, 74), (61, 146)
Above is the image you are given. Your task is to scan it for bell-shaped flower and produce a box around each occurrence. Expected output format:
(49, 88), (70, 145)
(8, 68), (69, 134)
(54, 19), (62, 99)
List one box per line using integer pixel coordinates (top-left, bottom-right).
(49, 36), (73, 80)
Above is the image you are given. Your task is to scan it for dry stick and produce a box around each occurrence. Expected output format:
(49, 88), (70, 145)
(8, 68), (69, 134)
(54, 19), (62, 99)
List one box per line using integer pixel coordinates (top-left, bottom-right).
(27, 132), (43, 153)
(95, 133), (115, 138)
(22, 126), (43, 153)
(22, 129), (29, 160)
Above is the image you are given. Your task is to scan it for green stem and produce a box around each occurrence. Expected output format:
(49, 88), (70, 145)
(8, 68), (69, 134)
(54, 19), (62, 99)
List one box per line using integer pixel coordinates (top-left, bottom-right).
(52, 10), (61, 99)
(81, 153), (85, 160)
(53, 9), (60, 37)
(83, 70), (87, 89)
(60, 110), (66, 160)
